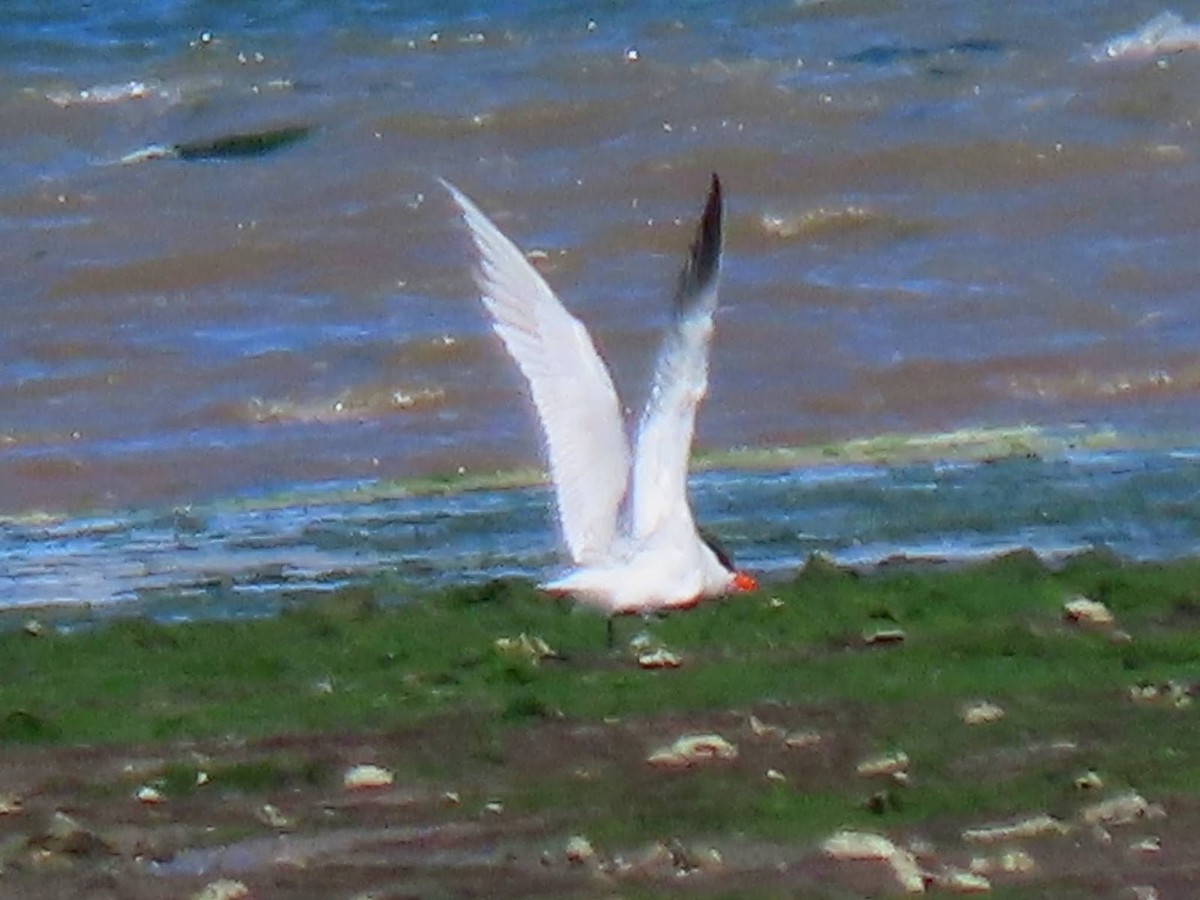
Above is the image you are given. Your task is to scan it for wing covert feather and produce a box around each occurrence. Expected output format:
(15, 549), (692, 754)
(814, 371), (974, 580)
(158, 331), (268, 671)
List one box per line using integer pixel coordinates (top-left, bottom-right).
(442, 180), (630, 563)
(630, 174), (723, 540)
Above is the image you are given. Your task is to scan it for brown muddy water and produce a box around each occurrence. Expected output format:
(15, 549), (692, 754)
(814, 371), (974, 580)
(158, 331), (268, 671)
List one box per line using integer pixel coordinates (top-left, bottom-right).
(4, 3), (1200, 612)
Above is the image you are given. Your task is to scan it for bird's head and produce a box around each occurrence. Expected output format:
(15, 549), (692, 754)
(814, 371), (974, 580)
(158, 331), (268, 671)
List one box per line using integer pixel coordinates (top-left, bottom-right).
(699, 528), (758, 594)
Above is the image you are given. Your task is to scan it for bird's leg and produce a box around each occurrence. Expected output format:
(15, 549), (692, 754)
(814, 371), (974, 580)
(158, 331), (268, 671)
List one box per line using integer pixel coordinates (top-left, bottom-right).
(606, 615), (615, 651)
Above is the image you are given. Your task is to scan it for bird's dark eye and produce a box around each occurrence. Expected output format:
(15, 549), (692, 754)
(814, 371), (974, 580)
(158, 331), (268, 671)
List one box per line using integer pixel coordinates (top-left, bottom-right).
(699, 527), (735, 572)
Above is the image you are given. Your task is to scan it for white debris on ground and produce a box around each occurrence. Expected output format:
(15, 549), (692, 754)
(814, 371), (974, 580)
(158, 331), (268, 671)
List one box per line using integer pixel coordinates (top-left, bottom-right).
(931, 867), (992, 893)
(961, 700), (1005, 725)
(191, 880), (250, 900)
(646, 734), (738, 768)
(1079, 792), (1166, 827)
(135, 785), (165, 805)
(822, 830), (925, 894)
(493, 632), (558, 665)
(1063, 596), (1115, 627)
(856, 750), (909, 778)
(962, 814), (1071, 844)
(342, 764), (394, 790)
(564, 834), (597, 865)
(629, 632), (683, 669)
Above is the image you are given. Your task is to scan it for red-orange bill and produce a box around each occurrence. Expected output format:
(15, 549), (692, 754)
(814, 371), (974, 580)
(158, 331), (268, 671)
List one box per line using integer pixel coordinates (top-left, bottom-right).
(733, 571), (758, 592)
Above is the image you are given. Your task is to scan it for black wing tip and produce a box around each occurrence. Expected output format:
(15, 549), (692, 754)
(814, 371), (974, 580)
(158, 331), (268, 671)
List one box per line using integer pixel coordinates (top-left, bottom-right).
(706, 172), (722, 219)
(675, 172), (724, 310)
(696, 172), (723, 279)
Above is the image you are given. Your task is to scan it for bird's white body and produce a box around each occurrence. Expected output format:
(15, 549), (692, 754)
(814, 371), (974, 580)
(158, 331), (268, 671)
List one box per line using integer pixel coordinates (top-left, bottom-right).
(542, 521), (732, 614)
(443, 175), (755, 615)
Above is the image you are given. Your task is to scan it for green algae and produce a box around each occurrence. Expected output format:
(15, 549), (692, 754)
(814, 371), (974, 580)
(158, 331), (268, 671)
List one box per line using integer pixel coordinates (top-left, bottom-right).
(228, 422), (1125, 513)
(0, 421), (1182, 531)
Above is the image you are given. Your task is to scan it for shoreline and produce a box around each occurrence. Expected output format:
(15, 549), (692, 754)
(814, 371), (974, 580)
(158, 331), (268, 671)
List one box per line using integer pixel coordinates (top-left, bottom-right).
(5, 420), (1200, 623)
(0, 420), (1152, 526)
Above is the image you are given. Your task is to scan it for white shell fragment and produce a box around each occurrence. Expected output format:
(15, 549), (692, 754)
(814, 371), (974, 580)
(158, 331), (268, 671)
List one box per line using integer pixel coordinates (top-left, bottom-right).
(962, 814), (1070, 844)
(863, 627), (907, 645)
(258, 803), (292, 829)
(636, 646), (682, 669)
(857, 751), (909, 778)
(342, 764), (394, 790)
(784, 729), (823, 749)
(1079, 792), (1166, 827)
(564, 834), (597, 865)
(970, 849), (1036, 875)
(821, 830), (894, 859)
(961, 700), (1005, 726)
(934, 868), (992, 893)
(191, 880), (251, 900)
(494, 633), (558, 665)
(629, 632), (682, 668)
(822, 831), (925, 894)
(888, 854), (921, 897)
(1128, 680), (1192, 708)
(748, 714), (786, 740)
(1063, 596), (1115, 627)
(999, 849), (1036, 873)
(136, 785), (165, 805)
(647, 733), (738, 768)
(1130, 836), (1162, 856)
(628, 632), (656, 652)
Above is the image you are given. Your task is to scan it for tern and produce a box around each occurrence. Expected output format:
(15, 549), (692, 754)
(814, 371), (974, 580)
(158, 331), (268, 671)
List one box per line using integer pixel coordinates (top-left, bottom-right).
(444, 173), (757, 618)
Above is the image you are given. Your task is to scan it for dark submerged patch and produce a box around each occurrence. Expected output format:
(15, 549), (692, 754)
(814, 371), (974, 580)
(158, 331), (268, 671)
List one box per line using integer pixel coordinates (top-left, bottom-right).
(174, 124), (312, 161)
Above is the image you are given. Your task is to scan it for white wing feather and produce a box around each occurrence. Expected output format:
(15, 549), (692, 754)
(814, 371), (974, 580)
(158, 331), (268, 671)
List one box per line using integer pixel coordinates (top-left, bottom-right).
(630, 175), (723, 540)
(442, 180), (631, 563)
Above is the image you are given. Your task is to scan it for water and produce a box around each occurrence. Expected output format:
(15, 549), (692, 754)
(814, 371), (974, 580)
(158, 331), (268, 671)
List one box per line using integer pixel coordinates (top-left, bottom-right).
(4, 1), (1200, 616)
(5, 447), (1200, 622)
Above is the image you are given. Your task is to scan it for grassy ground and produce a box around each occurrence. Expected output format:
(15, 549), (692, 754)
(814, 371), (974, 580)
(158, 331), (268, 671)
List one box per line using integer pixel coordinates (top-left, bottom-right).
(1, 551), (1198, 897)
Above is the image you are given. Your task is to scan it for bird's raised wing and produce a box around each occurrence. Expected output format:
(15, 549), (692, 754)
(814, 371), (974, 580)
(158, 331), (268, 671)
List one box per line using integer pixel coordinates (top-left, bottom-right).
(629, 174), (723, 540)
(442, 180), (630, 564)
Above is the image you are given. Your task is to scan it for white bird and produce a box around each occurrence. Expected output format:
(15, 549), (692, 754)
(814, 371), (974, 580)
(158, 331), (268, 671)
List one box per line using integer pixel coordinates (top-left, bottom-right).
(443, 173), (757, 616)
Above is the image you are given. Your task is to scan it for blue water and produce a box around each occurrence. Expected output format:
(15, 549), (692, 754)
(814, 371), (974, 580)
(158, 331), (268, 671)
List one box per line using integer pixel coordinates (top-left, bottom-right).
(4, 1), (1200, 618)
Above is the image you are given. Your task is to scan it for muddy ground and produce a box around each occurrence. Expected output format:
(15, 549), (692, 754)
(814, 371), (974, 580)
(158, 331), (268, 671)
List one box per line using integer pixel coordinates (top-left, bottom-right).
(1, 704), (1196, 899)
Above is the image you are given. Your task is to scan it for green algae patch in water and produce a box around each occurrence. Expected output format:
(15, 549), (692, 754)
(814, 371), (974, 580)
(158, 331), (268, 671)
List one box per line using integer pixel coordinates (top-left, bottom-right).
(702, 423), (1124, 471)
(166, 423), (1130, 518)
